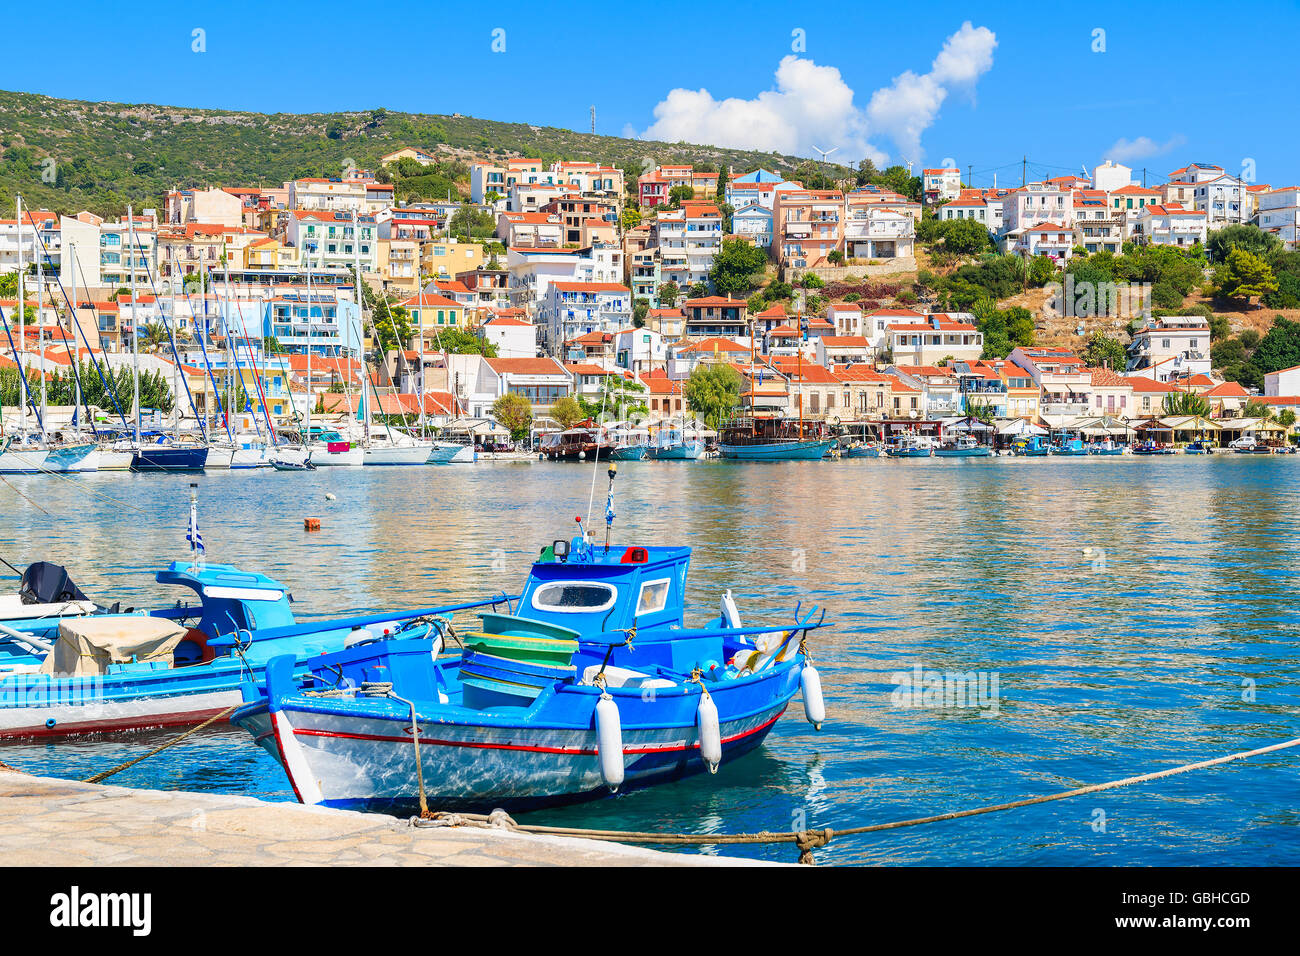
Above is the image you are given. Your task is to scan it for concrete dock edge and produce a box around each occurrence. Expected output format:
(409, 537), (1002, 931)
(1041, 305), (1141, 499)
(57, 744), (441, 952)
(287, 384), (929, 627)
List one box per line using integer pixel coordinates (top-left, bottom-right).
(0, 770), (777, 866)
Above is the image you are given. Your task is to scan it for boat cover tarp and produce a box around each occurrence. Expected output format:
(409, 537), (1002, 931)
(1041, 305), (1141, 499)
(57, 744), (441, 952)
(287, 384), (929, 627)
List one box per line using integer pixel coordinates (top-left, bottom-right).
(19, 562), (90, 606)
(39, 617), (187, 676)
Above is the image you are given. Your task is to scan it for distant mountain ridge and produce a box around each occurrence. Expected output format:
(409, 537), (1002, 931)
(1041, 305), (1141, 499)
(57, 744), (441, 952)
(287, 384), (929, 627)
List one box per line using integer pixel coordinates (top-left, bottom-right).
(0, 89), (829, 216)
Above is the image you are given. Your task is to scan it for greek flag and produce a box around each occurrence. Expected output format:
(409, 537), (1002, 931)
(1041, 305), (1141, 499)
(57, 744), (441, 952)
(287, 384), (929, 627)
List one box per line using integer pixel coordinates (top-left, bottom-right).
(187, 509), (205, 554)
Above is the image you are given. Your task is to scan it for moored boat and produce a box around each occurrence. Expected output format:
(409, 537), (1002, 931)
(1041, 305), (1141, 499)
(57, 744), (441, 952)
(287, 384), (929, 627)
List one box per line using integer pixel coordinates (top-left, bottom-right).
(232, 467), (829, 811)
(718, 417), (834, 461)
(934, 434), (993, 458)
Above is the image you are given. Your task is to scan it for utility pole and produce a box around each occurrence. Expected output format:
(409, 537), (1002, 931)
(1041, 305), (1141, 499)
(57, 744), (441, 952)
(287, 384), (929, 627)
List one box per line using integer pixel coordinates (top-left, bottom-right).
(1022, 156), (1027, 188)
(590, 105), (595, 135)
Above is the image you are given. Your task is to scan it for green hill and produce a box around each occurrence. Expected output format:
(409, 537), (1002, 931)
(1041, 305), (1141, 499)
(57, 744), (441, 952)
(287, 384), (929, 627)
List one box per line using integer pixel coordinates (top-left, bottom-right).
(0, 89), (845, 217)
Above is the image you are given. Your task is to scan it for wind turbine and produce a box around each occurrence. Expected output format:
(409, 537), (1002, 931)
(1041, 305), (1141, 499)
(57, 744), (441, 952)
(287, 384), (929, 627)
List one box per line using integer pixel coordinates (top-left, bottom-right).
(811, 145), (838, 186)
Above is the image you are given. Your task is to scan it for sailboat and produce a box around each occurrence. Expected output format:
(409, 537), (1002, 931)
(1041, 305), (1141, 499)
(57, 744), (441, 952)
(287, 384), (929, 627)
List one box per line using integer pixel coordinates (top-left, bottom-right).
(119, 207), (210, 473)
(0, 197), (99, 474)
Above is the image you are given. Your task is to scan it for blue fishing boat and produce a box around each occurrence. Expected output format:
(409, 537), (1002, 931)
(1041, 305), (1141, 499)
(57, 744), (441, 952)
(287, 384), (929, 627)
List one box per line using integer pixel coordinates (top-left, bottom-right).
(719, 417), (834, 461)
(1184, 439), (1215, 454)
(1087, 439), (1126, 455)
(647, 427), (705, 460)
(0, 492), (511, 738)
(1132, 441), (1175, 455)
(1055, 438), (1088, 456)
(888, 434), (935, 458)
(933, 434), (992, 458)
(843, 442), (884, 458)
(1012, 435), (1053, 456)
(232, 465), (829, 812)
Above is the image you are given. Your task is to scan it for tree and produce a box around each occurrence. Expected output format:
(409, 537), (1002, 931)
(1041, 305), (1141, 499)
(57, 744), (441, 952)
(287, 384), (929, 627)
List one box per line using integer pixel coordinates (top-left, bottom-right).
(621, 206), (642, 230)
(1214, 248), (1278, 306)
(1082, 332), (1127, 370)
(549, 395), (586, 429)
(492, 392), (533, 441)
(942, 217), (992, 257)
(687, 282), (709, 299)
(708, 237), (768, 296)
(684, 363), (742, 428)
(668, 184), (695, 207)
(423, 326), (498, 357)
(448, 204), (496, 240)
(1242, 398), (1275, 421)
(657, 281), (680, 307)
(1027, 256), (1057, 288)
(372, 302), (415, 352)
(1207, 224), (1282, 264)
(1162, 390), (1212, 417)
(1248, 316), (1300, 378)
(577, 374), (647, 421)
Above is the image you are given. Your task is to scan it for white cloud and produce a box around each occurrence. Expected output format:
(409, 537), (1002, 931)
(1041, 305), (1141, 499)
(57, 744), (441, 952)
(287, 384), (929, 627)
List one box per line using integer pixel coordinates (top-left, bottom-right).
(639, 22), (996, 166)
(1104, 135), (1187, 164)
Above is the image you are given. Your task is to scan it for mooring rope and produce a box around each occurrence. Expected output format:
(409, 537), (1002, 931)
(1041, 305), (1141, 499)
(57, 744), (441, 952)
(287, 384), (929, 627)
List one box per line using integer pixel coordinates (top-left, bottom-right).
(411, 734), (1300, 864)
(83, 704), (239, 784)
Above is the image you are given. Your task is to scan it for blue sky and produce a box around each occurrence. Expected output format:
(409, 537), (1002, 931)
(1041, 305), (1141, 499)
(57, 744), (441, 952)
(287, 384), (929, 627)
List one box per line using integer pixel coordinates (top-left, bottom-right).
(4, 0), (1295, 188)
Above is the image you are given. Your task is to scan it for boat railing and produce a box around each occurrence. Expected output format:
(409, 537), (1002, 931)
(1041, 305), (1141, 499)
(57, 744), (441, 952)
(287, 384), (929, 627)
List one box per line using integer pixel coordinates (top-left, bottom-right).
(208, 593), (521, 649)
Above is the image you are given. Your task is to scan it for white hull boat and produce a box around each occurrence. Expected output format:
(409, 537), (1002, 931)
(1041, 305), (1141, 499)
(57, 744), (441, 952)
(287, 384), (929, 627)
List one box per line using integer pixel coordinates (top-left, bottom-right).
(364, 444), (435, 466)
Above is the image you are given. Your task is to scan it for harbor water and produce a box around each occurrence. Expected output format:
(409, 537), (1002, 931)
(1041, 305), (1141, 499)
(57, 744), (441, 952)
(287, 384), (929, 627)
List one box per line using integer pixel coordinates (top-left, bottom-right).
(2, 456), (1299, 865)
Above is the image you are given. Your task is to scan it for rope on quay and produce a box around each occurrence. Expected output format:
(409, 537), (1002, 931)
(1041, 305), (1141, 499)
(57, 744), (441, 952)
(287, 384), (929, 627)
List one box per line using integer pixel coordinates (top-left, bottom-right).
(83, 705), (240, 784)
(411, 734), (1300, 865)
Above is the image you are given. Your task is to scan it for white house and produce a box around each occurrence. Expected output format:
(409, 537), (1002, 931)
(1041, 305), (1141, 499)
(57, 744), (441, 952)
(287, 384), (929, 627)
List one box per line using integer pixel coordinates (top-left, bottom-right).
(1259, 187), (1300, 249)
(923, 167), (962, 205)
(1091, 160), (1133, 193)
(1264, 365), (1300, 397)
(1135, 204), (1208, 248)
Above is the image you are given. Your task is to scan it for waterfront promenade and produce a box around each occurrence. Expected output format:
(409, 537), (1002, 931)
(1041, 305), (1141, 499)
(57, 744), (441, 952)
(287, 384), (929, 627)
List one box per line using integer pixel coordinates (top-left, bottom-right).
(0, 769), (760, 866)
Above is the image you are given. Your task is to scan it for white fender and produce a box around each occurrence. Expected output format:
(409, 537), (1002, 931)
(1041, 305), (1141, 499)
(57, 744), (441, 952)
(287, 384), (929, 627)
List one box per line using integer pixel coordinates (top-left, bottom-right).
(720, 589), (742, 629)
(800, 664), (825, 731)
(595, 693), (624, 790)
(696, 689), (722, 773)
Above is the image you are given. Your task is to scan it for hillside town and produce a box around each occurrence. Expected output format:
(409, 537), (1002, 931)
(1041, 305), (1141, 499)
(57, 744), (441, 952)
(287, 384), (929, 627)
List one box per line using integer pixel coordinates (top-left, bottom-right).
(2, 148), (1299, 453)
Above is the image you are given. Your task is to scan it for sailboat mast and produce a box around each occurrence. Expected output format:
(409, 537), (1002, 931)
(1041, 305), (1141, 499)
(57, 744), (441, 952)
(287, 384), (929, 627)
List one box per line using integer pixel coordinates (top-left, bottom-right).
(16, 197), (25, 439)
(71, 243), (81, 428)
(417, 269), (425, 438)
(129, 207), (140, 447)
(304, 248), (313, 445)
(36, 228), (46, 431)
(354, 210), (369, 447)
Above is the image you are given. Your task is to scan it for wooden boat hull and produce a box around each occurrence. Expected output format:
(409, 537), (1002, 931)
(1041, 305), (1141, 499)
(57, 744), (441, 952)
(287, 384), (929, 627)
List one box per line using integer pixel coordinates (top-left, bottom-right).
(934, 447), (992, 458)
(234, 658), (801, 812)
(843, 445), (883, 458)
(718, 439), (833, 461)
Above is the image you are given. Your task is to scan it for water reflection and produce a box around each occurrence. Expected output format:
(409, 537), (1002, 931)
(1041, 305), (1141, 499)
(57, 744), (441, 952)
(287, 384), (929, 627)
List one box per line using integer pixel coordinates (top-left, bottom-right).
(2, 456), (1298, 863)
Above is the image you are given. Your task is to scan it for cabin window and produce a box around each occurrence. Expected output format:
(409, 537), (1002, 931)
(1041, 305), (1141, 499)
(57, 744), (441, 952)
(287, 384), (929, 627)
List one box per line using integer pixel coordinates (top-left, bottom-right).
(531, 582), (617, 613)
(636, 579), (670, 616)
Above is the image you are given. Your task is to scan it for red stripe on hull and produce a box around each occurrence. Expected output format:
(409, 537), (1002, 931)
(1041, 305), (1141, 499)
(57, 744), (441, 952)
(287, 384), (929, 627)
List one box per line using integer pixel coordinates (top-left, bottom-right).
(0, 707), (232, 740)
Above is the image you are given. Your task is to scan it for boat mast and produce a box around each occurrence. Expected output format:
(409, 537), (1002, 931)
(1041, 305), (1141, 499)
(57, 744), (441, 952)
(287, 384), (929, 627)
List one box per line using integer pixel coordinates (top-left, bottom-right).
(129, 206), (140, 448)
(354, 210), (369, 448)
(71, 242), (81, 430)
(304, 246), (313, 446)
(36, 226), (46, 433)
(417, 268), (425, 439)
(16, 197), (25, 440)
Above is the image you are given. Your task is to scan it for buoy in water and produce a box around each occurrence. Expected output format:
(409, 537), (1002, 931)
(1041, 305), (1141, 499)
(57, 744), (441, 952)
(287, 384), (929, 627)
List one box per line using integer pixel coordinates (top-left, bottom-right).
(801, 664), (825, 731)
(696, 689), (722, 772)
(595, 693), (624, 790)
(304, 517), (321, 531)
(325, 493), (337, 501)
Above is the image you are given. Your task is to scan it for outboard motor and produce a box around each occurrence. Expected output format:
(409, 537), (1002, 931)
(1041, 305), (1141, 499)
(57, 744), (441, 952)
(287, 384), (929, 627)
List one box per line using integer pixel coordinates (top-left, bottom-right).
(19, 562), (90, 606)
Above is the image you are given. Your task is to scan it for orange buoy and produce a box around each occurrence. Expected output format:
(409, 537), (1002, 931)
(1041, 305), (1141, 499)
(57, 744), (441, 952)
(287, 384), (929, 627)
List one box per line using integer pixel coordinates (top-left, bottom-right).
(304, 517), (321, 531)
